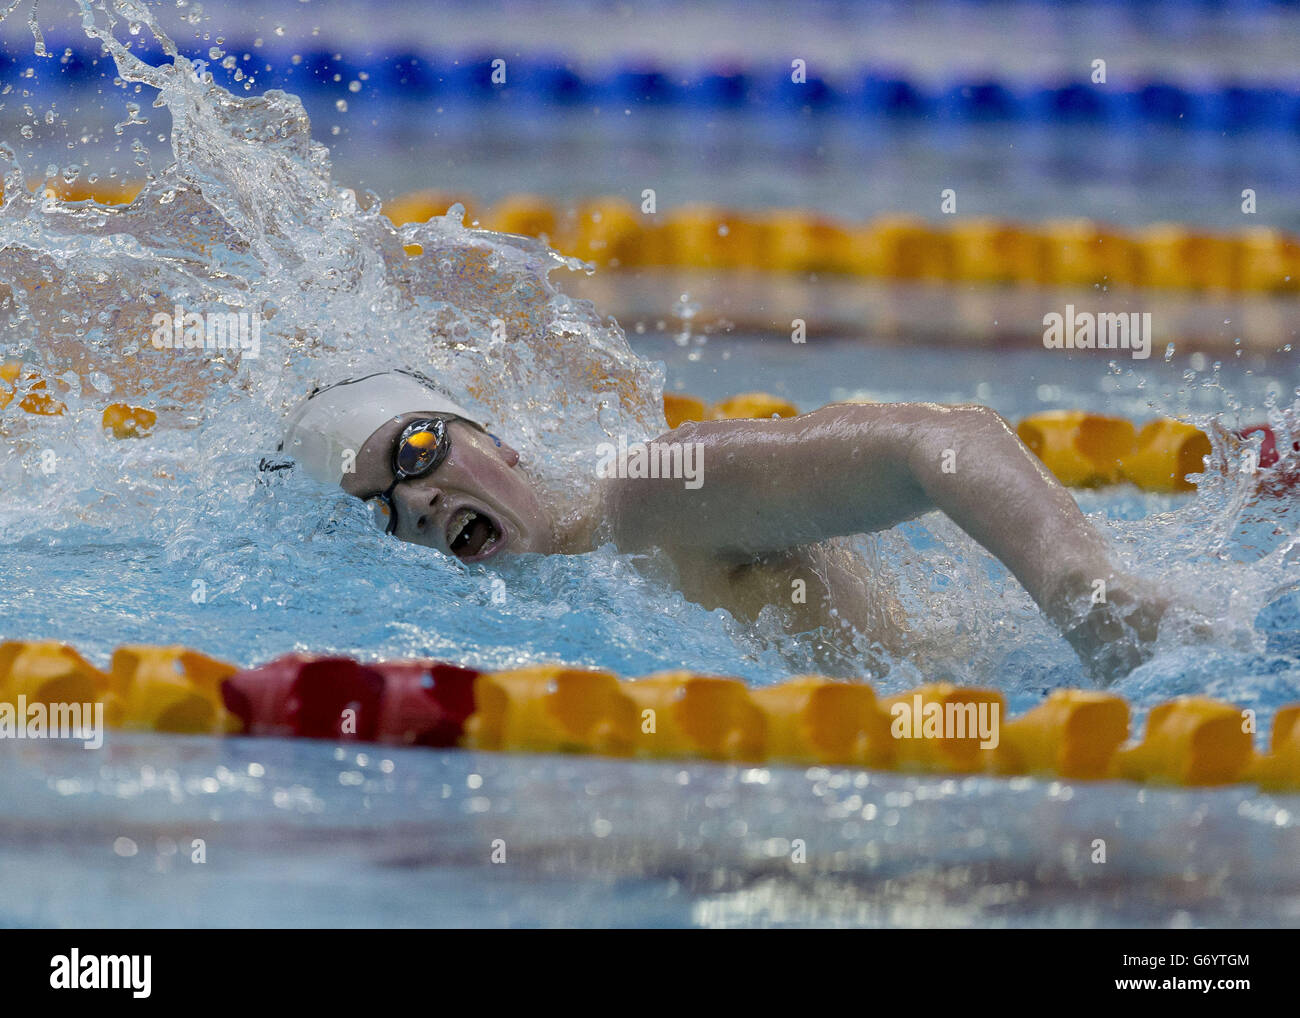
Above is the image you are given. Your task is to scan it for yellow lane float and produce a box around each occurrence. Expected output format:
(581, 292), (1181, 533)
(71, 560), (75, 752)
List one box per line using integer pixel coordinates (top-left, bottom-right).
(108, 645), (238, 734)
(662, 392), (708, 428)
(570, 197), (647, 268)
(1042, 219), (1141, 288)
(0, 362), (66, 416)
(383, 191), (1300, 293)
(708, 391), (800, 421)
(0, 365), (1244, 498)
(1016, 411), (1137, 488)
(10, 183), (1300, 292)
(751, 676), (894, 768)
(101, 403), (157, 439)
(658, 204), (757, 271)
(949, 219), (1046, 285)
(879, 683), (1006, 774)
(1248, 706), (1300, 792)
(465, 665), (638, 756)
(995, 689), (1130, 780)
(482, 193), (560, 243)
(1115, 697), (1255, 786)
(1118, 418), (1215, 493)
(1016, 411), (1215, 494)
(758, 211), (853, 275)
(0, 641), (110, 707)
(621, 672), (767, 762)
(1, 641), (1297, 789)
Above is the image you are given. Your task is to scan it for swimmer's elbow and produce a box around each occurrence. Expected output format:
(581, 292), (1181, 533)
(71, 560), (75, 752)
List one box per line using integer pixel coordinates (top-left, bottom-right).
(900, 403), (1016, 462)
(960, 403), (1014, 434)
(927, 402), (1012, 433)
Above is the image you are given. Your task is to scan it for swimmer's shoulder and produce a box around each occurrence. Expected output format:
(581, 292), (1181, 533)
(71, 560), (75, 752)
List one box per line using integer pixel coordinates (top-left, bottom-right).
(599, 412), (827, 557)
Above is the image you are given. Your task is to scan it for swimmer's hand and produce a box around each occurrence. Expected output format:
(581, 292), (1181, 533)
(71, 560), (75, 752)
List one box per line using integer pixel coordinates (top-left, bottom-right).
(607, 402), (1164, 682)
(1050, 571), (1170, 683)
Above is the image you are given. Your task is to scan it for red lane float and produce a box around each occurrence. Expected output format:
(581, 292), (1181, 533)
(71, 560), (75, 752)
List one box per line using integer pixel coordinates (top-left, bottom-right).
(4, 639), (1299, 789)
(1240, 424), (1281, 469)
(1236, 424), (1300, 495)
(220, 654), (479, 747)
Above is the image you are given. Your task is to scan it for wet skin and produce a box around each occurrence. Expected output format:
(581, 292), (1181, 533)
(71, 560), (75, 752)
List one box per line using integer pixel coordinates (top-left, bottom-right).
(603, 403), (1170, 680)
(341, 412), (557, 562)
(339, 402), (1169, 681)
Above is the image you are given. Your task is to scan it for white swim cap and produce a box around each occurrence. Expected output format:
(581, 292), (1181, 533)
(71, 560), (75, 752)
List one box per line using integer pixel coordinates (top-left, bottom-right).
(281, 369), (480, 486)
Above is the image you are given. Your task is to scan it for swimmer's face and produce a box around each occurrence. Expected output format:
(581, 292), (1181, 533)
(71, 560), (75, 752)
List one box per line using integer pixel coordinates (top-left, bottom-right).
(342, 411), (554, 562)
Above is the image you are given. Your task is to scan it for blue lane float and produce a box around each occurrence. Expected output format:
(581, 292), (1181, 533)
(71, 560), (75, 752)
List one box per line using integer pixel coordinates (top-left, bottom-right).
(15, 39), (1300, 134)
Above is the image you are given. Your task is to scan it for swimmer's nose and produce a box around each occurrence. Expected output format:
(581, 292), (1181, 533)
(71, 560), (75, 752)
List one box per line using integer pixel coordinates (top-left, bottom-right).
(394, 486), (443, 535)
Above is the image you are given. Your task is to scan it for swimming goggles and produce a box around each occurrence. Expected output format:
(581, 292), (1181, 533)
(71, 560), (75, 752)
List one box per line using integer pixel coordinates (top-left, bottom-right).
(366, 414), (475, 535)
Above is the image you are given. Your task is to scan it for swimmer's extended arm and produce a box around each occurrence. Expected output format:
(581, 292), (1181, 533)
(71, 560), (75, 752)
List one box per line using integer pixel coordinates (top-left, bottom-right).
(609, 402), (1162, 676)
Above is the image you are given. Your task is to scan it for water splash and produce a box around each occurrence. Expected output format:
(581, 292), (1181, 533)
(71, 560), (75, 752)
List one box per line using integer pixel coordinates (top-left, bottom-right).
(0, 0), (664, 534)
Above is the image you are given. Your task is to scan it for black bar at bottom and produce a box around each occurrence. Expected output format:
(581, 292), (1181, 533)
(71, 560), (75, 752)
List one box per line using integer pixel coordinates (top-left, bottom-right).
(0, 928), (1287, 1006)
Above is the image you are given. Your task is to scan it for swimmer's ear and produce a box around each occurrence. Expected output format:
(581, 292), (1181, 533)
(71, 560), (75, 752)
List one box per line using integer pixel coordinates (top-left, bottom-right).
(487, 432), (520, 467)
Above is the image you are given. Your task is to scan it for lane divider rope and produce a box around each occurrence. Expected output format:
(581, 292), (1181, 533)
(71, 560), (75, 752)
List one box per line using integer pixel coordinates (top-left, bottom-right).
(22, 38), (1300, 135)
(5, 362), (1291, 494)
(1, 643), (1296, 790)
(389, 191), (1300, 294)
(8, 183), (1297, 294)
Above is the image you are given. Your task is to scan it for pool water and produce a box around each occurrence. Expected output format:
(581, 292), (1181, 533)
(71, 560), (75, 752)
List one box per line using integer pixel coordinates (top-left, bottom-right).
(4, 335), (1297, 708)
(1, 0), (1298, 928)
(3, 733), (1297, 929)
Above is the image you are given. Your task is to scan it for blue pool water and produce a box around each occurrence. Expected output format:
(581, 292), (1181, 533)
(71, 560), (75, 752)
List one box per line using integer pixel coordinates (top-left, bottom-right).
(1, 0), (1299, 928)
(2, 733), (1297, 928)
(3, 335), (1298, 714)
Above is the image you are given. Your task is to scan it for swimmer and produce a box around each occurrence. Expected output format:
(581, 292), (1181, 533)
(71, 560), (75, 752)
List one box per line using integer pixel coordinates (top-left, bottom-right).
(282, 369), (1171, 682)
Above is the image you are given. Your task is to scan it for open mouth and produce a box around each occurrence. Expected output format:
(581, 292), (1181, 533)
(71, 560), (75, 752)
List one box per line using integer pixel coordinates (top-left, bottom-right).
(446, 506), (504, 561)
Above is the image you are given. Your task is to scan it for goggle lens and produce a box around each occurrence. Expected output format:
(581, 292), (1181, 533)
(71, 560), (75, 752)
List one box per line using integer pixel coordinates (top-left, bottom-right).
(365, 416), (462, 538)
(394, 421), (448, 476)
